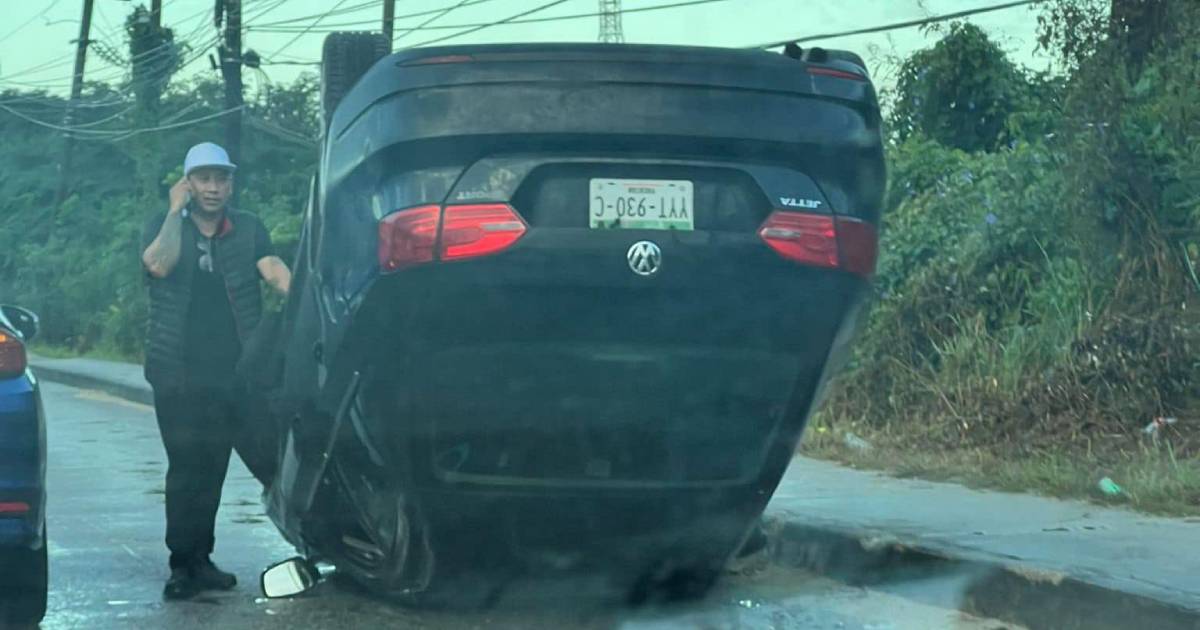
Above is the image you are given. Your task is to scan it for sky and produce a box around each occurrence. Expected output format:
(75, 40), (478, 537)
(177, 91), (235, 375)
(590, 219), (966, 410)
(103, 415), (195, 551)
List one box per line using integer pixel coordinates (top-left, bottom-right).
(0, 0), (1052, 97)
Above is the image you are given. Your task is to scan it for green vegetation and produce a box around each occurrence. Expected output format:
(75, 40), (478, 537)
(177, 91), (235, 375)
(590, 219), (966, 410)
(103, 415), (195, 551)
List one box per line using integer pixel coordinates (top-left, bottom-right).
(804, 430), (1200, 516)
(808, 1), (1200, 515)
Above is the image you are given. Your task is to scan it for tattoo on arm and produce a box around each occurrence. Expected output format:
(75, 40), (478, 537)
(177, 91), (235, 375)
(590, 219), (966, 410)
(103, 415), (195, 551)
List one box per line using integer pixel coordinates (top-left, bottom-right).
(143, 212), (184, 278)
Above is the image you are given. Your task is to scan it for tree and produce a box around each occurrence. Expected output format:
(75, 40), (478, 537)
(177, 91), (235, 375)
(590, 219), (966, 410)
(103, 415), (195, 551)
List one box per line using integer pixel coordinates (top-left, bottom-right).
(1038, 0), (1169, 74)
(889, 22), (1033, 153)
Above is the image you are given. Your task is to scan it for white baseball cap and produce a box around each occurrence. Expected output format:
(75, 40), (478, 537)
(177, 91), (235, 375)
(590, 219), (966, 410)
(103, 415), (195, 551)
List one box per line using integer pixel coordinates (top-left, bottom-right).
(183, 142), (237, 176)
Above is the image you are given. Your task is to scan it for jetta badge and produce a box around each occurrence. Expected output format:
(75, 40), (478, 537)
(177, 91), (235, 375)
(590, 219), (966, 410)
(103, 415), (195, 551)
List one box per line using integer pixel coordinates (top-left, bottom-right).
(627, 241), (662, 276)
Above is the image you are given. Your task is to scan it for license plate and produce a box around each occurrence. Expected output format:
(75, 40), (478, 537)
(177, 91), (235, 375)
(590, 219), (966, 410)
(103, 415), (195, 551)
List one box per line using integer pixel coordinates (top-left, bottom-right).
(589, 178), (694, 230)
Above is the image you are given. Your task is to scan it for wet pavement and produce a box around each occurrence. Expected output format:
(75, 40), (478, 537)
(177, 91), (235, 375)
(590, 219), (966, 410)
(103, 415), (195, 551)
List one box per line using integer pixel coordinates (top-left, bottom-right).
(35, 353), (1200, 618)
(36, 380), (1017, 629)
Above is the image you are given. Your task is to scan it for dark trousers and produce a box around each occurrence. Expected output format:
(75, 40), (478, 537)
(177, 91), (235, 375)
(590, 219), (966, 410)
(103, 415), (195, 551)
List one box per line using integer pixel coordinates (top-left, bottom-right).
(153, 388), (239, 569)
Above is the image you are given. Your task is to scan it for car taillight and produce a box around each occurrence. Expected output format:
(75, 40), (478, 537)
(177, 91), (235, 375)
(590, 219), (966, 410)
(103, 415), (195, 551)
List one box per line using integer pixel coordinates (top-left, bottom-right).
(378, 205), (441, 272)
(400, 54), (474, 67)
(807, 66), (867, 81)
(758, 211), (877, 278)
(378, 203), (528, 273)
(759, 212), (839, 269)
(439, 204), (527, 261)
(0, 502), (30, 514)
(0, 331), (27, 378)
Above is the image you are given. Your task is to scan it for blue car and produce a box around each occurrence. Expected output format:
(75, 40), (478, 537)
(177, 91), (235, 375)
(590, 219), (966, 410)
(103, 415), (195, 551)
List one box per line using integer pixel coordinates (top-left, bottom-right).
(0, 304), (46, 626)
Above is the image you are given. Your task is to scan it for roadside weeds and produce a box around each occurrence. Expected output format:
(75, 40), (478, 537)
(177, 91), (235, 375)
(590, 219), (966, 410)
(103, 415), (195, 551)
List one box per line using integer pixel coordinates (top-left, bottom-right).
(801, 423), (1200, 519)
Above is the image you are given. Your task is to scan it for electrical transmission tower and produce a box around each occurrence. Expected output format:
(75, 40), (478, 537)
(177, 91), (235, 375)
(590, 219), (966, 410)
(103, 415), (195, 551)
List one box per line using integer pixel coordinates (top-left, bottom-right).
(599, 0), (624, 43)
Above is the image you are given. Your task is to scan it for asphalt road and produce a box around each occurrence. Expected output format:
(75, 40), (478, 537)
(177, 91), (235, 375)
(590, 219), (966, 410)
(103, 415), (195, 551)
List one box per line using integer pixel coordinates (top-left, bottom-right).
(35, 380), (1020, 629)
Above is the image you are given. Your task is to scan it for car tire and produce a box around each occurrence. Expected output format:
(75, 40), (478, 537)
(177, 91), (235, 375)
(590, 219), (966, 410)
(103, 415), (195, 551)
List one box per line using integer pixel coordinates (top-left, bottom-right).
(320, 32), (391, 131)
(0, 528), (49, 626)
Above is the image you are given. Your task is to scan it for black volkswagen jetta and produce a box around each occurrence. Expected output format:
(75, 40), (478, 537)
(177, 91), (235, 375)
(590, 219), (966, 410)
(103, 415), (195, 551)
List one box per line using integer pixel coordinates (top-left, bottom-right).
(248, 37), (885, 606)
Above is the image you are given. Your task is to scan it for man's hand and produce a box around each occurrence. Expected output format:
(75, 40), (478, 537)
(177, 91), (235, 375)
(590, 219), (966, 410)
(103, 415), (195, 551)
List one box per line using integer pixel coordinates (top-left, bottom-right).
(169, 177), (191, 214)
(257, 256), (292, 296)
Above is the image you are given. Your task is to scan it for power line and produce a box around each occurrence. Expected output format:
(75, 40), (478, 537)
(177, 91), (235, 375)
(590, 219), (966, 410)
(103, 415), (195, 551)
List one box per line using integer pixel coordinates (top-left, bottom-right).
(251, 0), (732, 35)
(109, 105), (244, 141)
(245, 113), (316, 147)
(0, 100), (125, 136)
(409, 0), (574, 48)
(0, 89), (130, 110)
(58, 103), (135, 128)
(248, 0), (729, 34)
(260, 0), (735, 64)
(74, 24), (220, 89)
(754, 0), (1045, 49)
(0, 0), (65, 45)
(5, 10), (207, 85)
(393, 0), (474, 45)
(0, 100), (243, 140)
(0, 2), (215, 90)
(90, 5), (221, 82)
(250, 0), (507, 32)
(244, 0), (292, 24)
(245, 0), (380, 29)
(0, 23), (221, 122)
(434, 0), (729, 32)
(265, 0), (357, 62)
(259, 59), (319, 67)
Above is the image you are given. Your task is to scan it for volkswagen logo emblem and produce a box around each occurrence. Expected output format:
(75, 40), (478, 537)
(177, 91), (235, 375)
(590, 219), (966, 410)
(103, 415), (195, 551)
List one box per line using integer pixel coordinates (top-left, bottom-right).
(627, 241), (662, 276)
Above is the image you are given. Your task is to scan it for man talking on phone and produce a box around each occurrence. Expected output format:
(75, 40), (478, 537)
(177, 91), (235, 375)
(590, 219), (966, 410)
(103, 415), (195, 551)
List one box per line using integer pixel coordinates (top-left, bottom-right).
(140, 142), (291, 600)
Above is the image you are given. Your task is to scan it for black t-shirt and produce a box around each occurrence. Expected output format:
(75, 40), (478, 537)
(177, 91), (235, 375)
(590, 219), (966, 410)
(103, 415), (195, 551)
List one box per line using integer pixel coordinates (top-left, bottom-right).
(142, 210), (273, 390)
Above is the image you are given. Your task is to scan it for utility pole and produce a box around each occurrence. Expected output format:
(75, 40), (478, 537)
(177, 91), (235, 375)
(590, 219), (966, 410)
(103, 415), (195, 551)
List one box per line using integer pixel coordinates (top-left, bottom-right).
(219, 0), (243, 198)
(382, 0), (395, 47)
(1109, 0), (1167, 73)
(151, 0), (162, 29)
(599, 0), (624, 43)
(55, 0), (95, 206)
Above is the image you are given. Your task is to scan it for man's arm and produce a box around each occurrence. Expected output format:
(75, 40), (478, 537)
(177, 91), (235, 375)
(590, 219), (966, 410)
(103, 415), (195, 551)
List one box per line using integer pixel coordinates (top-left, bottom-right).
(257, 256), (292, 295)
(142, 178), (191, 279)
(253, 218), (291, 295)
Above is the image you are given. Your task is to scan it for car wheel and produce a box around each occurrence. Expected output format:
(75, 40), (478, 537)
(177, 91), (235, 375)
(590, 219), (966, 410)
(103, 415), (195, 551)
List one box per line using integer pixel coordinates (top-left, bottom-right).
(320, 32), (391, 131)
(0, 528), (49, 626)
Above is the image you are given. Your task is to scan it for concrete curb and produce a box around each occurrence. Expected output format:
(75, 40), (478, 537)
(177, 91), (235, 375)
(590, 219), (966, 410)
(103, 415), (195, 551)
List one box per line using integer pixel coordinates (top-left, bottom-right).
(762, 518), (1200, 630)
(31, 357), (1200, 630)
(31, 361), (154, 406)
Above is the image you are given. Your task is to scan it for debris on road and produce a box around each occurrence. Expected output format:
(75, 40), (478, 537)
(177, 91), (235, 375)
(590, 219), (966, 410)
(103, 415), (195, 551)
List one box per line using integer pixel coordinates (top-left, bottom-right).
(1142, 416), (1178, 436)
(842, 431), (873, 452)
(1097, 477), (1124, 497)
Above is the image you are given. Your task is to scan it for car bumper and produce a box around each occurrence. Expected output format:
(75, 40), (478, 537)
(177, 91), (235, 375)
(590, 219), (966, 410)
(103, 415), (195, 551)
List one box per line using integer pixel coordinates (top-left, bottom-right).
(0, 515), (42, 549)
(0, 484), (44, 549)
(0, 375), (47, 550)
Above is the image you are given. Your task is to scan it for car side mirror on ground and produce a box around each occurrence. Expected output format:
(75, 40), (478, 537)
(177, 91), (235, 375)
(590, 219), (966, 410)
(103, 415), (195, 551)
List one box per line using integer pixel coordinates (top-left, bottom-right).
(261, 557), (320, 598)
(0, 306), (39, 342)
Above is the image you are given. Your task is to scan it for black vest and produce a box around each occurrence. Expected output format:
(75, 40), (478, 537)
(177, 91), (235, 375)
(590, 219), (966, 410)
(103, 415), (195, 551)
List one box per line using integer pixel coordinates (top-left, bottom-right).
(144, 209), (263, 391)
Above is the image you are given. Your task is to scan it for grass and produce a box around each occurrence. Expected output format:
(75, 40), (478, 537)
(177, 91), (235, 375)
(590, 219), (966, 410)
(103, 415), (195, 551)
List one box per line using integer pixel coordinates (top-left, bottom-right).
(801, 424), (1200, 518)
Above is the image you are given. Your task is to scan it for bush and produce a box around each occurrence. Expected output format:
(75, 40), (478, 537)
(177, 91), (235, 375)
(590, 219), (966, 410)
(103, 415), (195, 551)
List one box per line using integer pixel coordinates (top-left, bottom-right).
(889, 22), (1046, 152)
(818, 3), (1200, 462)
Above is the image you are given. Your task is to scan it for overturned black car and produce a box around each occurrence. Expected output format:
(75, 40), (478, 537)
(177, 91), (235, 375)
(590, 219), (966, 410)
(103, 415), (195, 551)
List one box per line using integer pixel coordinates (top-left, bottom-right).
(243, 35), (885, 606)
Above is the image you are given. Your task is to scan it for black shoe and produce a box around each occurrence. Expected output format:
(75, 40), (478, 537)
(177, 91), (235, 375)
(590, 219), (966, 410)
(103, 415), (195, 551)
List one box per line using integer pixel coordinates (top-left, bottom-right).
(191, 557), (237, 591)
(163, 567), (199, 600)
